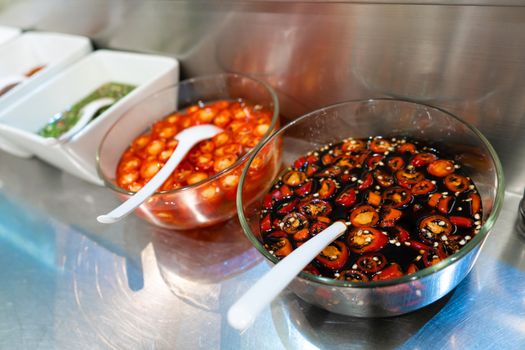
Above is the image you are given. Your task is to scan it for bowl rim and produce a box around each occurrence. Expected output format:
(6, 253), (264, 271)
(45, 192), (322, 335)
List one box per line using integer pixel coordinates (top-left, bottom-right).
(96, 73), (280, 196)
(237, 97), (505, 289)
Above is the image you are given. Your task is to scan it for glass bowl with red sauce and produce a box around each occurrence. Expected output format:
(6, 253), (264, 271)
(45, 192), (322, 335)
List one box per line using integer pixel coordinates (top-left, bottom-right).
(237, 99), (504, 317)
(97, 74), (280, 229)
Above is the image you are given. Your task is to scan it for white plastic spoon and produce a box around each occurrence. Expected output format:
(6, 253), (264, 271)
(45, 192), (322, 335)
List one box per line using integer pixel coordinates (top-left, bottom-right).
(0, 74), (26, 95)
(97, 124), (223, 224)
(43, 97), (116, 146)
(227, 220), (348, 332)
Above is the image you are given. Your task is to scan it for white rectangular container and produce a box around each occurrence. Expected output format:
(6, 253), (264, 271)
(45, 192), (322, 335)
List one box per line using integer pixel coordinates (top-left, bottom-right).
(0, 50), (179, 185)
(0, 25), (20, 46)
(0, 32), (92, 110)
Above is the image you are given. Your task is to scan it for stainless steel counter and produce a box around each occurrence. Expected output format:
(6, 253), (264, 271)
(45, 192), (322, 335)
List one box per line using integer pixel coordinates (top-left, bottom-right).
(1, 148), (525, 349)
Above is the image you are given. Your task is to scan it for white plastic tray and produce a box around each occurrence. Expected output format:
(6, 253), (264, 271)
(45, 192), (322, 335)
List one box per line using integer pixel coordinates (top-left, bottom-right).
(0, 50), (179, 185)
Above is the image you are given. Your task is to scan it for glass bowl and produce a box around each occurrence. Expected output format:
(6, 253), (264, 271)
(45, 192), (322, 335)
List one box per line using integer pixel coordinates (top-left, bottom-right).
(237, 98), (504, 317)
(97, 74), (280, 230)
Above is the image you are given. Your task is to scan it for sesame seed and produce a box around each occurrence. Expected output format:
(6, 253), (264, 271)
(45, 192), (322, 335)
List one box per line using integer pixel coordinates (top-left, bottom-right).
(372, 256), (379, 261)
(334, 273), (340, 277)
(465, 235), (472, 240)
(345, 221), (351, 226)
(454, 164), (460, 169)
(352, 264), (358, 269)
(458, 207), (463, 211)
(431, 180), (436, 184)
(384, 151), (390, 155)
(269, 250), (274, 254)
(445, 167), (452, 170)
(389, 239), (396, 244)
(357, 180), (363, 184)
(416, 255), (422, 261)
(405, 241), (412, 246)
(439, 221), (446, 226)
(344, 170), (349, 174)
(474, 213), (480, 220)
(351, 177), (357, 181)
(441, 235), (448, 241)
(378, 161), (384, 166)
(313, 193), (319, 197)
(442, 192), (449, 195)
(395, 242), (401, 246)
(459, 240), (466, 245)
(434, 242), (439, 247)
(455, 192), (460, 196)
(375, 186), (381, 190)
(469, 185), (475, 189)
(376, 271), (382, 275)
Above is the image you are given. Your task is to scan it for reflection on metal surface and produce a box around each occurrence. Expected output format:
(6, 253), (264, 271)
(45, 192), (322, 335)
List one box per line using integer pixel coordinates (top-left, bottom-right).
(151, 218), (262, 311)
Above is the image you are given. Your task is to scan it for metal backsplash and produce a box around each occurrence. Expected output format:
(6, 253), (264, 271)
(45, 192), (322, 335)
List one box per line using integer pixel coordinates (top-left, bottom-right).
(1, 0), (525, 194)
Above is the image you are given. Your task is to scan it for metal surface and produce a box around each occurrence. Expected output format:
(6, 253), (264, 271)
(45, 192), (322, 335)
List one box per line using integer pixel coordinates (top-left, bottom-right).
(2, 1), (525, 196)
(0, 138), (525, 349)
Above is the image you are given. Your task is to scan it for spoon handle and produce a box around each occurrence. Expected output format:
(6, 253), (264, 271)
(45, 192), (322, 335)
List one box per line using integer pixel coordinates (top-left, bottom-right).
(97, 141), (194, 224)
(227, 221), (347, 332)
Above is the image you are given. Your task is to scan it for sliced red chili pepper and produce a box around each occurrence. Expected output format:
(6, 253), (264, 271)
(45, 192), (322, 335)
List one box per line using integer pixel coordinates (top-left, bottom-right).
(406, 239), (432, 252)
(293, 228), (310, 241)
(337, 270), (369, 282)
(468, 192), (481, 215)
(367, 155), (384, 169)
(358, 172), (373, 190)
(294, 181), (314, 197)
(356, 253), (387, 273)
(261, 214), (272, 232)
(395, 169), (424, 188)
(315, 241), (349, 270)
(299, 198), (332, 218)
(419, 215), (454, 243)
(410, 153), (437, 167)
(267, 230), (287, 238)
(437, 195), (455, 214)
(336, 156), (357, 169)
(427, 159), (455, 177)
(315, 166), (342, 178)
(342, 139), (366, 152)
(294, 154), (318, 170)
(428, 193), (442, 208)
(406, 263), (418, 275)
(277, 199), (299, 215)
(422, 244), (447, 267)
(380, 207), (403, 227)
(347, 227), (388, 253)
(309, 220), (330, 236)
(350, 151), (370, 167)
(350, 205), (380, 227)
(444, 174), (470, 193)
(262, 193), (273, 209)
(306, 163), (320, 177)
(367, 191), (382, 207)
(303, 264), (321, 276)
(281, 212), (309, 234)
(411, 179), (436, 196)
(271, 185), (293, 202)
(387, 156), (405, 171)
(450, 216), (474, 228)
(321, 153), (337, 166)
(398, 143), (417, 154)
(270, 237), (293, 258)
(293, 156), (308, 170)
(383, 187), (412, 208)
(372, 263), (403, 281)
(392, 225), (410, 242)
(335, 187), (357, 207)
(374, 169), (394, 187)
(369, 138), (392, 153)
(317, 179), (338, 199)
(282, 171), (307, 187)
